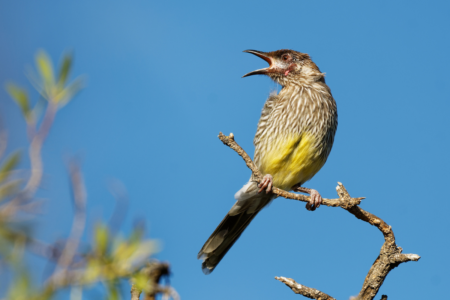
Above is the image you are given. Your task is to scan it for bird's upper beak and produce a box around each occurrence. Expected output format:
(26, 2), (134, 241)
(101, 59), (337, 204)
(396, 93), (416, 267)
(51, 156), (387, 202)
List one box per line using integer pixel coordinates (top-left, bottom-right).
(242, 50), (273, 78)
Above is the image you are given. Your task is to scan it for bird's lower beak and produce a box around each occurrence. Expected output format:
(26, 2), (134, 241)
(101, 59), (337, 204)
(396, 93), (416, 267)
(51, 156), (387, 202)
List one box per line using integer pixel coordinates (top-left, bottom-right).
(242, 50), (273, 78)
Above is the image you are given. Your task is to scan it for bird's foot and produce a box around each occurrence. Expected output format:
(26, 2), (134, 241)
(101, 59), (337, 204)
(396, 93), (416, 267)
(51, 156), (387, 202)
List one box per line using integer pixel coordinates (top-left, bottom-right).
(258, 174), (273, 194)
(307, 189), (322, 211)
(293, 185), (322, 211)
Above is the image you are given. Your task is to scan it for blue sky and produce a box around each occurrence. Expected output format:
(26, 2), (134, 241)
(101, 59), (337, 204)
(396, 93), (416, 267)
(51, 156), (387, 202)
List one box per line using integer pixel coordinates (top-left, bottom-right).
(1, 0), (449, 299)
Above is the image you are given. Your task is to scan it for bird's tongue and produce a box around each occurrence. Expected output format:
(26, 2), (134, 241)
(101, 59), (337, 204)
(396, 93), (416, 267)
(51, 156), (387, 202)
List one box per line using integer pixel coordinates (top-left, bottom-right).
(284, 70), (290, 76)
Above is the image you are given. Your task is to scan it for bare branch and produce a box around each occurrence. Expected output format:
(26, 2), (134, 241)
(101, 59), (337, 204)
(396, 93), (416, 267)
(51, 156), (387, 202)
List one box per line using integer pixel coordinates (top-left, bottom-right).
(58, 161), (87, 266)
(218, 132), (420, 300)
(218, 133), (364, 207)
(48, 161), (87, 285)
(275, 277), (335, 300)
(23, 102), (57, 197)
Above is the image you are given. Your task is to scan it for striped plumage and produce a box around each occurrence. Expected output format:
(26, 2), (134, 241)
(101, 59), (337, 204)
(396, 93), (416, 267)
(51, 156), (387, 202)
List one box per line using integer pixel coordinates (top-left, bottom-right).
(255, 70), (337, 190)
(198, 49), (337, 274)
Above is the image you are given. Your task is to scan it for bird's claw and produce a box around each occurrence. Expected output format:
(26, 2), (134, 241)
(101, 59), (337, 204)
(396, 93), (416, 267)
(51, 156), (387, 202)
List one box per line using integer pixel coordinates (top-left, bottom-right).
(258, 174), (273, 194)
(305, 189), (322, 211)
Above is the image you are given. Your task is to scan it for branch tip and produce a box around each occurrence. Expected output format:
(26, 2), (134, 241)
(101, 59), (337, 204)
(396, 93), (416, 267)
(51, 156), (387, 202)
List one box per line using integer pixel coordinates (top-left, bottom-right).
(275, 276), (335, 300)
(400, 253), (421, 262)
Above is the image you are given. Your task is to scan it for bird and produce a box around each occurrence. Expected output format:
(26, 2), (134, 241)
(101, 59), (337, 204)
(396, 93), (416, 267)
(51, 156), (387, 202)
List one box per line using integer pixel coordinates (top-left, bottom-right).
(198, 49), (338, 274)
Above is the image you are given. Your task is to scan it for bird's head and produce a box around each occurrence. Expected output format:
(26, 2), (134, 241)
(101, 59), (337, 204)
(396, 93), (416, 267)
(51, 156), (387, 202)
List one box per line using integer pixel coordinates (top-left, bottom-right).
(242, 49), (322, 85)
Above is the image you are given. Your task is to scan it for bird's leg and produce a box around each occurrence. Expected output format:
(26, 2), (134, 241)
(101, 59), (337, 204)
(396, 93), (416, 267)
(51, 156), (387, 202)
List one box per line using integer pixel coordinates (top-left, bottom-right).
(292, 184), (322, 211)
(258, 174), (273, 194)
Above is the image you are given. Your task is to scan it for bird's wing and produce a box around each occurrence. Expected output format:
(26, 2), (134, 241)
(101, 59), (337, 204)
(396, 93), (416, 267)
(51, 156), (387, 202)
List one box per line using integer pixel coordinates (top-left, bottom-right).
(254, 91), (280, 146)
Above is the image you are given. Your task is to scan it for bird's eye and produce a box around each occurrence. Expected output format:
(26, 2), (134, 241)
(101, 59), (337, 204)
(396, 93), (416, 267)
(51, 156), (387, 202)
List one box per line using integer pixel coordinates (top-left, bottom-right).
(282, 54), (289, 61)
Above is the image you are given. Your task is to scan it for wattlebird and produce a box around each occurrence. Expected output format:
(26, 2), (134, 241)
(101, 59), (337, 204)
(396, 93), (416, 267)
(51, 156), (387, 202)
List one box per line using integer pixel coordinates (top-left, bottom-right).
(198, 49), (338, 274)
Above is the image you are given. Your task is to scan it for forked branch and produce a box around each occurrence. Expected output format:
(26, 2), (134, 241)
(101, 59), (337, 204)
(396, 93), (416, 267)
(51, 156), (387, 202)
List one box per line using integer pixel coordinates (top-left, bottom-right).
(218, 132), (420, 300)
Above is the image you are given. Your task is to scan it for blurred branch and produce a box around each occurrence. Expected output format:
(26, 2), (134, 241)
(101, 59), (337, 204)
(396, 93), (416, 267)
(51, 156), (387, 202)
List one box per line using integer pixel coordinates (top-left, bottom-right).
(23, 100), (57, 198)
(130, 261), (179, 300)
(0, 126), (7, 159)
(107, 179), (129, 235)
(155, 286), (180, 300)
(218, 132), (420, 300)
(53, 161), (87, 274)
(0, 50), (171, 300)
(144, 261), (170, 300)
(130, 284), (142, 300)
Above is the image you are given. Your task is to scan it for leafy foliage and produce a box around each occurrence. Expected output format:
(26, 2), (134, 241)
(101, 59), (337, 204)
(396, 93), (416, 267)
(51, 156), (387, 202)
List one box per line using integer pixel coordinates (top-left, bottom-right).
(0, 51), (162, 300)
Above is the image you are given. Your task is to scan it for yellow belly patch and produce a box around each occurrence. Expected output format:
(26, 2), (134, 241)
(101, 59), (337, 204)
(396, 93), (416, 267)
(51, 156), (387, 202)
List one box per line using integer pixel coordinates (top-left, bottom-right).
(258, 133), (326, 191)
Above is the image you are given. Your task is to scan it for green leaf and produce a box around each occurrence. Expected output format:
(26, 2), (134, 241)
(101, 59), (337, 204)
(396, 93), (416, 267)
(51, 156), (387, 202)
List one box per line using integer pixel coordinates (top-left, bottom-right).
(56, 76), (84, 106)
(0, 151), (21, 183)
(132, 272), (152, 292)
(7, 272), (31, 300)
(84, 259), (102, 283)
(5, 83), (30, 119)
(94, 224), (109, 256)
(35, 50), (55, 86)
(35, 50), (55, 99)
(58, 53), (72, 86)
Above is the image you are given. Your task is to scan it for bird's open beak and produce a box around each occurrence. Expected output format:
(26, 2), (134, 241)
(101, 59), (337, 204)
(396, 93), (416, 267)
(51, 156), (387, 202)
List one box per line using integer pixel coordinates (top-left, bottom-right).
(242, 50), (273, 78)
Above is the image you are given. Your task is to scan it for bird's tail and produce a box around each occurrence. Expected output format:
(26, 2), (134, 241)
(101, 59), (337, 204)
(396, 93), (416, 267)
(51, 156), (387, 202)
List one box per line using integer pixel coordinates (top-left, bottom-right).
(197, 208), (259, 274)
(198, 182), (273, 274)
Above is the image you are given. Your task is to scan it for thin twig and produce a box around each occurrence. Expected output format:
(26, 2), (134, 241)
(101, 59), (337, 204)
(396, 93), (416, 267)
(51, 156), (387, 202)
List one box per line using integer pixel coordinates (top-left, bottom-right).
(48, 161), (87, 286)
(275, 277), (335, 300)
(23, 102), (57, 197)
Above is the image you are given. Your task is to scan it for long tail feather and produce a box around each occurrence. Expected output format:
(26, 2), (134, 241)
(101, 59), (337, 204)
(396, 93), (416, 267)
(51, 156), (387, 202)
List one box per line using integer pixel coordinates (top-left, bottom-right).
(198, 211), (258, 274)
(198, 191), (273, 274)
